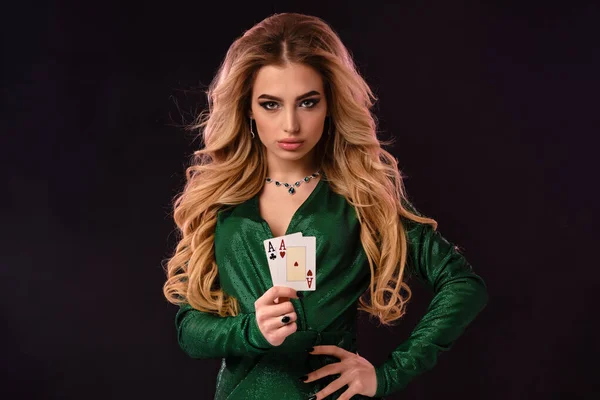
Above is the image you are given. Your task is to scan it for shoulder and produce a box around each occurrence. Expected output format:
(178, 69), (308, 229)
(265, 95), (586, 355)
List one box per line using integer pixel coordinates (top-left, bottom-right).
(217, 205), (236, 221)
(399, 198), (425, 234)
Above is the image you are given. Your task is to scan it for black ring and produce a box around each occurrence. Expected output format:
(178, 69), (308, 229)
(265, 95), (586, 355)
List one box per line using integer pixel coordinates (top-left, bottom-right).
(281, 315), (291, 324)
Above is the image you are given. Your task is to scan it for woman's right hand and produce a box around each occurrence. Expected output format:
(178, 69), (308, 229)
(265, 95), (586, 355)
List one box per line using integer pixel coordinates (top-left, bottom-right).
(254, 286), (300, 347)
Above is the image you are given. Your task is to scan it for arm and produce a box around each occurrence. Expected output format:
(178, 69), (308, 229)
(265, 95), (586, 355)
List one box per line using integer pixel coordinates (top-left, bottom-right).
(175, 302), (275, 359)
(373, 216), (489, 397)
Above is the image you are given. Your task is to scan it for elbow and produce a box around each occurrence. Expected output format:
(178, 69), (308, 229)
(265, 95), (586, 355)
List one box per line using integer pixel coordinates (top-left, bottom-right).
(177, 333), (209, 359)
(472, 276), (489, 315)
(480, 282), (489, 310)
(449, 274), (489, 316)
(177, 330), (199, 359)
(176, 319), (207, 359)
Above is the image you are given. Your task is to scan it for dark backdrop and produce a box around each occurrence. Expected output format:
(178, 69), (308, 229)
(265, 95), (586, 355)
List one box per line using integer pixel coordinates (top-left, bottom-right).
(4, 1), (598, 399)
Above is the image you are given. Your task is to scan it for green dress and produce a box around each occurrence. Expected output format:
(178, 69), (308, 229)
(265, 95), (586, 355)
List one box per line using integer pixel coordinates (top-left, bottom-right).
(174, 176), (488, 399)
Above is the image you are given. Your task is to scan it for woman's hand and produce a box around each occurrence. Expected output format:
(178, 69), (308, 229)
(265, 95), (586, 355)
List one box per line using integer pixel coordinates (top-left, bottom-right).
(302, 345), (377, 399)
(254, 286), (300, 346)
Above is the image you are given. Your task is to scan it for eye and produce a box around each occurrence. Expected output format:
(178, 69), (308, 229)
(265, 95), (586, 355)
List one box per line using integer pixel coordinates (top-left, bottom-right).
(259, 101), (279, 110)
(300, 98), (320, 108)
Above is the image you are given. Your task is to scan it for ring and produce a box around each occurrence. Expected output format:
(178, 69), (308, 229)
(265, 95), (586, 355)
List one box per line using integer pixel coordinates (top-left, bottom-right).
(281, 315), (291, 324)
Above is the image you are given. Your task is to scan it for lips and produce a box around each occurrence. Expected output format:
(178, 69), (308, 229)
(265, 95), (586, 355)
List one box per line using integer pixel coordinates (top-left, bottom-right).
(278, 141), (303, 150)
(278, 139), (303, 143)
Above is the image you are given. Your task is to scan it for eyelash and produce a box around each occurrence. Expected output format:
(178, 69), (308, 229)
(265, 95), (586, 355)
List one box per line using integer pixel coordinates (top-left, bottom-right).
(259, 98), (320, 111)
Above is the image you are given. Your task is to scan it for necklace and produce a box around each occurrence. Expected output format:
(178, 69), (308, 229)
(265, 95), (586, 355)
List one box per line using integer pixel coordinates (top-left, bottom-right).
(265, 170), (321, 195)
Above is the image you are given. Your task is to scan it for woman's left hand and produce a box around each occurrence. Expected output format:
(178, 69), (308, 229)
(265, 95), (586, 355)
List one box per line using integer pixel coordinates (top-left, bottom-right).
(303, 345), (378, 399)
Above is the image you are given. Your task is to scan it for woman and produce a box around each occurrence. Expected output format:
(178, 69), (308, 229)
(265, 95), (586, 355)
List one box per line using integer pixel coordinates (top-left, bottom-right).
(163, 12), (488, 400)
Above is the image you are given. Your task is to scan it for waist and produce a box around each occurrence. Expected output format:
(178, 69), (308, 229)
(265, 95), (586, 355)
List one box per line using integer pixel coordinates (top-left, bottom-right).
(268, 328), (356, 355)
(217, 329), (359, 399)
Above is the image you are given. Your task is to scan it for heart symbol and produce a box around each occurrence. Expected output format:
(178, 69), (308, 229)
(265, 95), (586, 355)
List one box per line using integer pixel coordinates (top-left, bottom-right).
(280, 251), (286, 258)
(307, 270), (313, 276)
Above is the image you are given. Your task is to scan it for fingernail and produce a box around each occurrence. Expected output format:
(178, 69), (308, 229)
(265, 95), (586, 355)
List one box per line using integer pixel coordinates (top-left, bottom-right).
(308, 395), (317, 400)
(306, 346), (314, 353)
(299, 375), (308, 382)
(296, 291), (304, 298)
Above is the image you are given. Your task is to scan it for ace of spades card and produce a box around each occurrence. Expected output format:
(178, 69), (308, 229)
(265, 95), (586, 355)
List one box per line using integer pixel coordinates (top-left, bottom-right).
(263, 233), (316, 291)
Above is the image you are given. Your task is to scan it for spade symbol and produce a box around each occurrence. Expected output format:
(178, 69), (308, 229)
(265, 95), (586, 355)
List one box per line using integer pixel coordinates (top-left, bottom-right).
(294, 261), (298, 267)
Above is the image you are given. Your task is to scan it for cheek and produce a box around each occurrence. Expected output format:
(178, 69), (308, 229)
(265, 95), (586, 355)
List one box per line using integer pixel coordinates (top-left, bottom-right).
(255, 117), (277, 134)
(305, 116), (326, 136)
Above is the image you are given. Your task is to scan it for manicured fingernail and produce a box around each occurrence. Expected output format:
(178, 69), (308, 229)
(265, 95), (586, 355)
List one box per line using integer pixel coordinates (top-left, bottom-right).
(299, 375), (308, 382)
(297, 291), (304, 298)
(306, 346), (314, 353)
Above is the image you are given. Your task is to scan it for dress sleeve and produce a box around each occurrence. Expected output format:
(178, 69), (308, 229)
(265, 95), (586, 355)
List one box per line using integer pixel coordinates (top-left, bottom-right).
(373, 210), (489, 397)
(175, 302), (276, 359)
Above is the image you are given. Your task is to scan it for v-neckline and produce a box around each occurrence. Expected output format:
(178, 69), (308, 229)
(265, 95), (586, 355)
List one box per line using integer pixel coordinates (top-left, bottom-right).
(254, 176), (326, 238)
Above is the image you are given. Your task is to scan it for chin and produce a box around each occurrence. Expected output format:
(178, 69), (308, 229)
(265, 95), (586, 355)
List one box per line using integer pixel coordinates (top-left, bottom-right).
(277, 151), (310, 160)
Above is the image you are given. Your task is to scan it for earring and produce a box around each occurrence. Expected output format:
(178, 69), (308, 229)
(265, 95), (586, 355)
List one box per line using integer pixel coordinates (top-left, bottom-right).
(249, 117), (255, 139)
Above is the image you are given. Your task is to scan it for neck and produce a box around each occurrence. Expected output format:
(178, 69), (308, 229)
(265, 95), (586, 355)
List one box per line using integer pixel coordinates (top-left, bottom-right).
(265, 152), (320, 182)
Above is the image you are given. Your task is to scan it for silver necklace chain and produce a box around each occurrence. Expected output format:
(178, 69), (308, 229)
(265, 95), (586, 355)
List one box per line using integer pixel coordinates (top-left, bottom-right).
(265, 170), (321, 195)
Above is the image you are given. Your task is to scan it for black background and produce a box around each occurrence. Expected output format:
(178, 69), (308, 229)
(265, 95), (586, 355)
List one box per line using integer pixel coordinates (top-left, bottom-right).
(3, 1), (598, 399)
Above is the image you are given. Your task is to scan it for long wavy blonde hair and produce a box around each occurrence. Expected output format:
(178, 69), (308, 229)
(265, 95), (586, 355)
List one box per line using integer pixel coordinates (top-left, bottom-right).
(162, 12), (437, 326)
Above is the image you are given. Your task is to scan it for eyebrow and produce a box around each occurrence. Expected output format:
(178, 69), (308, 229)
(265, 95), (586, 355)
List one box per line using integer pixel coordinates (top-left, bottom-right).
(257, 90), (321, 102)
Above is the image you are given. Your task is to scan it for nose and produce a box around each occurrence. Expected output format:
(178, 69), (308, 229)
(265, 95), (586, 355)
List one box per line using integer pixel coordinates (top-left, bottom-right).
(283, 108), (300, 133)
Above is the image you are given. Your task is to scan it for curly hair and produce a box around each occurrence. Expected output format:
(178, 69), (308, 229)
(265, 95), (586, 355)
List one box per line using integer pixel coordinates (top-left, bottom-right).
(162, 12), (437, 326)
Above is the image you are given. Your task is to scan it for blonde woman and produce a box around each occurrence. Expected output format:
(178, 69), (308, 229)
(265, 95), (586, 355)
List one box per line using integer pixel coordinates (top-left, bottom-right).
(163, 12), (488, 400)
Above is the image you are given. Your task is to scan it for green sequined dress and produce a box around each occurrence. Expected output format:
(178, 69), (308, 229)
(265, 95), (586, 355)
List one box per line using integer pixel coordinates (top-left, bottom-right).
(174, 176), (488, 399)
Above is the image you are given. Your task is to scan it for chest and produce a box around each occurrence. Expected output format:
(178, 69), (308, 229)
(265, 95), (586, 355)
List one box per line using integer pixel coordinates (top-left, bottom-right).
(258, 190), (312, 237)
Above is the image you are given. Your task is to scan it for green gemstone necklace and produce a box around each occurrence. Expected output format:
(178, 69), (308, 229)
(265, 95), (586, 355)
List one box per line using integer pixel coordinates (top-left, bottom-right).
(265, 170), (321, 195)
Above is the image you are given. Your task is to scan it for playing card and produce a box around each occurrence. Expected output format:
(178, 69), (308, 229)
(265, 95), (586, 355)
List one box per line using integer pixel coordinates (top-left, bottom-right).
(281, 235), (316, 291)
(263, 233), (302, 286)
(267, 234), (316, 291)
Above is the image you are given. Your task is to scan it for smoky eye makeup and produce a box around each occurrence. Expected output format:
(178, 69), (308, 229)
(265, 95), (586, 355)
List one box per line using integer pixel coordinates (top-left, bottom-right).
(258, 101), (278, 110)
(258, 97), (321, 110)
(300, 98), (320, 107)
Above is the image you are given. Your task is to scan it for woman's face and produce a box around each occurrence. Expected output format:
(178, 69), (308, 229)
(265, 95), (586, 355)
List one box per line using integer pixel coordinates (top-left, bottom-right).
(249, 62), (328, 165)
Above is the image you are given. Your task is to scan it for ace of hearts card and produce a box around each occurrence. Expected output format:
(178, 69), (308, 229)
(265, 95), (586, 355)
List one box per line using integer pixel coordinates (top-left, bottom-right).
(263, 233), (316, 291)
